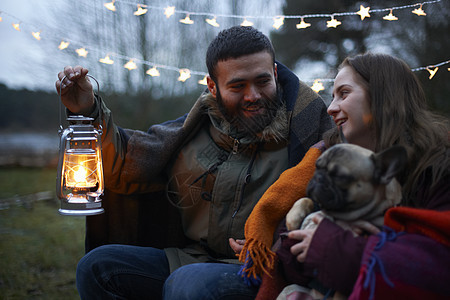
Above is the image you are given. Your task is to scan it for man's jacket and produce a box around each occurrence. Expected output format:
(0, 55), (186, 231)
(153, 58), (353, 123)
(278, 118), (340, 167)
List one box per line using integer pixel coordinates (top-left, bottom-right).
(84, 62), (334, 257)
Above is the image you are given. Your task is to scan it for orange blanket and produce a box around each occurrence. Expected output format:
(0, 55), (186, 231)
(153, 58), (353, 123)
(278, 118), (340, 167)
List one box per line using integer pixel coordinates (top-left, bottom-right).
(238, 142), (325, 284)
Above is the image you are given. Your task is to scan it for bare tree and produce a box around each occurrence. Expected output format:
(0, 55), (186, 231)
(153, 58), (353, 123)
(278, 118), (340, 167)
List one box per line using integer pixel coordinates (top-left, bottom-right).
(46, 0), (284, 95)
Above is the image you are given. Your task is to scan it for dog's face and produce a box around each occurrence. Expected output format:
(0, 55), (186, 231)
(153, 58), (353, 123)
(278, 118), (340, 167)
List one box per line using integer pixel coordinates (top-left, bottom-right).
(307, 144), (406, 213)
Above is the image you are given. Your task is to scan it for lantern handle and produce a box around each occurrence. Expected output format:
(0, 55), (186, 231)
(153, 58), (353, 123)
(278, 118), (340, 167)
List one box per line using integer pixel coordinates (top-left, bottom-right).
(59, 74), (101, 131)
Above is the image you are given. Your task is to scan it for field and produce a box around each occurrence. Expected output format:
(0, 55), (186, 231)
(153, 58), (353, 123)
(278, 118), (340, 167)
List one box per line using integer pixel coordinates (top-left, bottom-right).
(0, 167), (84, 299)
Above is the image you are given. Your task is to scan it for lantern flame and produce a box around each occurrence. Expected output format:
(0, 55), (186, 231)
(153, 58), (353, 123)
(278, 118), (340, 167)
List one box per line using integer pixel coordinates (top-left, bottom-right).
(74, 166), (88, 183)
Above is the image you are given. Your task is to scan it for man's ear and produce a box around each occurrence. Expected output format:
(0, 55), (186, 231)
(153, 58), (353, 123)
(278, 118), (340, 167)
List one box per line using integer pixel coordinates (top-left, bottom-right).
(274, 63), (278, 80)
(207, 75), (217, 98)
(371, 145), (407, 185)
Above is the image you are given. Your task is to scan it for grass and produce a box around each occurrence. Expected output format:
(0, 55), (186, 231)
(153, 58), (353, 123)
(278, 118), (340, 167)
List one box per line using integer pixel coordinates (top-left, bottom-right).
(0, 167), (85, 299)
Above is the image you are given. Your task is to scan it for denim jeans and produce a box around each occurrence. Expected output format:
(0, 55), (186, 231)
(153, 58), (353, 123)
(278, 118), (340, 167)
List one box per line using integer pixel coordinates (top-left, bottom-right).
(76, 244), (258, 300)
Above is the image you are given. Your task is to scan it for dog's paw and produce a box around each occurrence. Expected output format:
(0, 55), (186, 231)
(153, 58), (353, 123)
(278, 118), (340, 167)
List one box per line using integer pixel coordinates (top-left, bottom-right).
(285, 197), (315, 231)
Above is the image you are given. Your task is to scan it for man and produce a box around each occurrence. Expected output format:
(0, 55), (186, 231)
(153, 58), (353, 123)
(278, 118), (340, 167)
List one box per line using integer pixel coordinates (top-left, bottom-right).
(57, 26), (333, 299)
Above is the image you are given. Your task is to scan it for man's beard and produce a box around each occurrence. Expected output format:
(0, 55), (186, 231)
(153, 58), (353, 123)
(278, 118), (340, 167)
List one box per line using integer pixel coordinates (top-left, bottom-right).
(216, 84), (282, 138)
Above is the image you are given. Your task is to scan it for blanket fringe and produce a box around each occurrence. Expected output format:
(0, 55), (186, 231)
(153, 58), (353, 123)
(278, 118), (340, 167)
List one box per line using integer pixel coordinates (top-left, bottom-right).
(238, 238), (276, 286)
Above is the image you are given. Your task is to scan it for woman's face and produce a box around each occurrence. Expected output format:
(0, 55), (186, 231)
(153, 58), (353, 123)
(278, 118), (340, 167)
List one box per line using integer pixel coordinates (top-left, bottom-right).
(328, 66), (375, 151)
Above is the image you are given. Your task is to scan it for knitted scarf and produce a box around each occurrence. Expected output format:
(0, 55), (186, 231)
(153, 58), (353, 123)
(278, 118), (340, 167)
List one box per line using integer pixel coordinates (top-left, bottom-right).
(238, 141), (325, 285)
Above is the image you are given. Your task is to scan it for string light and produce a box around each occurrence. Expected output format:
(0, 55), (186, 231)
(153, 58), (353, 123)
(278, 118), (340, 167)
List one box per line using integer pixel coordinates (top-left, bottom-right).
(179, 14), (194, 24)
(356, 5), (371, 20)
(31, 31), (41, 40)
(97, 0), (441, 29)
(272, 16), (284, 30)
(1, 2), (447, 89)
(296, 18), (311, 29)
(326, 16), (341, 28)
(241, 18), (254, 26)
(198, 76), (207, 85)
(134, 5), (148, 16)
(124, 59), (137, 70)
(412, 4), (427, 16)
(426, 66), (438, 79)
(58, 41), (70, 50)
(104, 1), (116, 12)
(146, 67), (160, 77)
(383, 9), (398, 21)
(12, 23), (20, 31)
(164, 6), (175, 18)
(75, 48), (88, 57)
(205, 17), (220, 27)
(310, 80), (325, 93)
(178, 69), (191, 82)
(99, 55), (114, 64)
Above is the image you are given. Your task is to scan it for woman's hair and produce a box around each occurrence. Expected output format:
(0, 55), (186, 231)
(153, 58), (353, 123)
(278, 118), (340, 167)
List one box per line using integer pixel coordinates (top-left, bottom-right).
(326, 53), (449, 206)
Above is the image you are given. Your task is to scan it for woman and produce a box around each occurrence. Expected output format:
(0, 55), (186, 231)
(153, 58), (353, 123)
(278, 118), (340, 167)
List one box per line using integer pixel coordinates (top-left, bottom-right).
(239, 53), (450, 299)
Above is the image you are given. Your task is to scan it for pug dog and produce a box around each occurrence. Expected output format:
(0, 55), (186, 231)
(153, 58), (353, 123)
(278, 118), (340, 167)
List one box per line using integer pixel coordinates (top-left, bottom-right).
(286, 143), (407, 233)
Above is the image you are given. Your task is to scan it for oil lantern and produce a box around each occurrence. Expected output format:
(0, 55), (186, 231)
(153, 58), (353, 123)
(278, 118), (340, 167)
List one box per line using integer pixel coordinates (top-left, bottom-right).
(56, 75), (104, 216)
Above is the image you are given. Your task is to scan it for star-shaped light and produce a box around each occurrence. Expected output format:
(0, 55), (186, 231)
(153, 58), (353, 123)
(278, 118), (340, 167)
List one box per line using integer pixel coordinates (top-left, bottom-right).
(58, 41), (69, 50)
(104, 1), (116, 12)
(198, 76), (207, 86)
(146, 67), (160, 77)
(241, 19), (254, 27)
(134, 5), (148, 16)
(0, 16), (3, 22)
(99, 55), (114, 64)
(206, 17), (220, 27)
(164, 6), (175, 18)
(383, 10), (398, 21)
(296, 18), (311, 29)
(326, 16), (341, 28)
(12, 23), (20, 31)
(180, 14), (194, 24)
(31, 31), (41, 40)
(178, 69), (191, 82)
(273, 16), (284, 30)
(124, 60), (137, 70)
(75, 48), (88, 57)
(426, 67), (438, 79)
(412, 5), (426, 16)
(356, 5), (371, 20)
(311, 80), (325, 93)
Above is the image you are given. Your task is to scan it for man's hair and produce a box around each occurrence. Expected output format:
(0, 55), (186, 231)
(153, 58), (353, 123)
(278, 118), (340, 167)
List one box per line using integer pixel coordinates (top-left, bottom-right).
(330, 53), (449, 205)
(206, 26), (275, 82)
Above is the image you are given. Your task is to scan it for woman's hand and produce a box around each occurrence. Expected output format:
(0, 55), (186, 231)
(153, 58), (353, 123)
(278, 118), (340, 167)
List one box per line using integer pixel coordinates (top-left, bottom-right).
(288, 213), (324, 262)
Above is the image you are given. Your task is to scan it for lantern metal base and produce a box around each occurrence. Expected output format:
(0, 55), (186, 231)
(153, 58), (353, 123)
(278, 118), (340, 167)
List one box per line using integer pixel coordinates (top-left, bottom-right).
(59, 194), (104, 216)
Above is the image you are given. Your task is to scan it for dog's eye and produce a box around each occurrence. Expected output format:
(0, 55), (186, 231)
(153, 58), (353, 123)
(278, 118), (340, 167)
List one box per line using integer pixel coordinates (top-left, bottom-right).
(329, 168), (354, 186)
(334, 175), (354, 186)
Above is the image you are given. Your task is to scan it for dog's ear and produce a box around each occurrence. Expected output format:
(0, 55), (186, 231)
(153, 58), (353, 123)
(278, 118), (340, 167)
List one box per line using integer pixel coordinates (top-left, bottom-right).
(371, 145), (407, 185)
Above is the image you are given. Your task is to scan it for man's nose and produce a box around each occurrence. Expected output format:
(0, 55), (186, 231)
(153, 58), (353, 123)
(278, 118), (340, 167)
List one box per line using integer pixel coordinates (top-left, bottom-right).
(243, 85), (261, 102)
